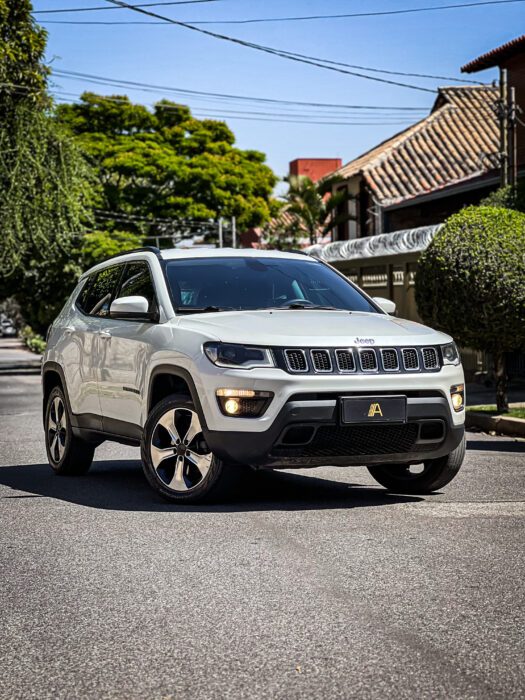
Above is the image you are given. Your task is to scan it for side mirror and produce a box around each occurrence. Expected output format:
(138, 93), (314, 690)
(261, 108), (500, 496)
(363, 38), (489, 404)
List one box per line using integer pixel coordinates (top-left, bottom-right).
(373, 297), (396, 315)
(110, 296), (156, 321)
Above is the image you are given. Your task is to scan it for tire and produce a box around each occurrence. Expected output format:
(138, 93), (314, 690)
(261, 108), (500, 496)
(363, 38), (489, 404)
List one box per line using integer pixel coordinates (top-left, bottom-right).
(45, 386), (95, 475)
(367, 434), (466, 494)
(141, 395), (244, 504)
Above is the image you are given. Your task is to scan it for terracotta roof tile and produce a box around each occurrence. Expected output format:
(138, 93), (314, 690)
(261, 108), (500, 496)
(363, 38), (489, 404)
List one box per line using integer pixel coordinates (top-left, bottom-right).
(461, 34), (525, 73)
(331, 86), (498, 206)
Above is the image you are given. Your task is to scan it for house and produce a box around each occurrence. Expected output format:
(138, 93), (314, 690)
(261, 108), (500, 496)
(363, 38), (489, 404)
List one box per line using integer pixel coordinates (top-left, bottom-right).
(462, 33), (525, 178)
(326, 86), (500, 240)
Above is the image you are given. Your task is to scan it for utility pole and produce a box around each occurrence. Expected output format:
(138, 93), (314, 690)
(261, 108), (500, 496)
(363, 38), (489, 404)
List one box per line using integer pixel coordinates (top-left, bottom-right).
(218, 217), (223, 248)
(509, 86), (518, 188)
(232, 216), (236, 248)
(499, 67), (509, 187)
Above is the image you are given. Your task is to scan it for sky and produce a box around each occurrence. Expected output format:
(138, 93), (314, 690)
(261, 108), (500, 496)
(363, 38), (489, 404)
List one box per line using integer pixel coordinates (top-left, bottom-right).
(32, 0), (524, 189)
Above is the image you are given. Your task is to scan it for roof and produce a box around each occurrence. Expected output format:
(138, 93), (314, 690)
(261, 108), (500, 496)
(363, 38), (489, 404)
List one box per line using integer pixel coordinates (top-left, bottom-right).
(461, 34), (525, 73)
(160, 247), (310, 261)
(331, 86), (499, 207)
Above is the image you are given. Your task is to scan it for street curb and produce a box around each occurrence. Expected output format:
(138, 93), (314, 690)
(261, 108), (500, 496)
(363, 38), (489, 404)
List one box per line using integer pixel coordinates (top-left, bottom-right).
(466, 411), (525, 437)
(0, 362), (41, 375)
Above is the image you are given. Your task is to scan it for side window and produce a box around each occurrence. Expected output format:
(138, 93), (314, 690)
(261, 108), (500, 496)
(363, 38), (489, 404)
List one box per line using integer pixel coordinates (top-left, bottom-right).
(76, 277), (92, 314)
(80, 265), (123, 317)
(116, 261), (158, 314)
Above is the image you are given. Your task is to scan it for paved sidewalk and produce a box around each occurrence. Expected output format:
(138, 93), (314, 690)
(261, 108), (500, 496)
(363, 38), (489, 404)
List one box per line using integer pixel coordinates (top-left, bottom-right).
(0, 337), (41, 373)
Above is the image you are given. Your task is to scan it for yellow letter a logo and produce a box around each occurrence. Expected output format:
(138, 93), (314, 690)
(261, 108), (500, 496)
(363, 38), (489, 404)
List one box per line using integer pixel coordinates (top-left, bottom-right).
(368, 402), (383, 417)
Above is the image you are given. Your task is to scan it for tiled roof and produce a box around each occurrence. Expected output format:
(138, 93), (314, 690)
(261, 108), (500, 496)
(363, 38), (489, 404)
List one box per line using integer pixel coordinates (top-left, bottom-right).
(331, 86), (499, 206)
(461, 34), (525, 73)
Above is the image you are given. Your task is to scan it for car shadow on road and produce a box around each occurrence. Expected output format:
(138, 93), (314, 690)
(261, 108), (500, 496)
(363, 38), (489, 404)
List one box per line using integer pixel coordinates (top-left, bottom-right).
(0, 460), (423, 512)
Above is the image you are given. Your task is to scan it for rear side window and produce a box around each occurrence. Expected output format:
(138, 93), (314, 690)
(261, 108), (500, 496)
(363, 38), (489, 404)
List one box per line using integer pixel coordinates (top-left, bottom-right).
(77, 265), (123, 317)
(116, 261), (158, 314)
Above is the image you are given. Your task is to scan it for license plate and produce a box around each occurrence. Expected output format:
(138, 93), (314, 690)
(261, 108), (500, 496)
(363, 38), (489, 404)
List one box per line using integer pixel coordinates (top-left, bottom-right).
(340, 395), (407, 424)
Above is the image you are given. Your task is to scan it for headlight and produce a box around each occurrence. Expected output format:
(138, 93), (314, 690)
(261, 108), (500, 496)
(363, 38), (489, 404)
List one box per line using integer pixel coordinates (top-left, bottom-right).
(441, 342), (461, 366)
(204, 342), (275, 369)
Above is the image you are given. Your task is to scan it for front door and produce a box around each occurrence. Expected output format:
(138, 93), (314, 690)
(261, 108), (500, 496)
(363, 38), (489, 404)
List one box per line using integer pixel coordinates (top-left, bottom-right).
(96, 260), (159, 434)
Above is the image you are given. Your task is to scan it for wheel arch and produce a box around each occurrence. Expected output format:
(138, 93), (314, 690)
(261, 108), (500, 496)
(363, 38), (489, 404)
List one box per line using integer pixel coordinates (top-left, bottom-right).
(147, 365), (209, 432)
(41, 362), (74, 427)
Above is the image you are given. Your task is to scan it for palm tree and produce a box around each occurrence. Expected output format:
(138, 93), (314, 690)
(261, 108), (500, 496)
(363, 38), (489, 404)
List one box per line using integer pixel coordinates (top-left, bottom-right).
(282, 174), (355, 246)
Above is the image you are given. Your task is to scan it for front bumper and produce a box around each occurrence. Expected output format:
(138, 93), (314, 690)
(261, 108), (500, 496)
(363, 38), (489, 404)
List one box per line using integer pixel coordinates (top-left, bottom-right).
(204, 395), (465, 468)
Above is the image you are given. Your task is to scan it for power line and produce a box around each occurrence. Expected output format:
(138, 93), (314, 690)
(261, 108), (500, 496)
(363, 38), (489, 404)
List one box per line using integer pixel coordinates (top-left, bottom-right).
(35, 0), (219, 13)
(50, 70), (429, 110)
(187, 0), (525, 24)
(103, 0), (437, 93)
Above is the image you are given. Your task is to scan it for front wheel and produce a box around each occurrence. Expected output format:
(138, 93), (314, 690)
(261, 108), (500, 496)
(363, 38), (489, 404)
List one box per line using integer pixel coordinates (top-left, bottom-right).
(367, 434), (466, 494)
(141, 395), (244, 504)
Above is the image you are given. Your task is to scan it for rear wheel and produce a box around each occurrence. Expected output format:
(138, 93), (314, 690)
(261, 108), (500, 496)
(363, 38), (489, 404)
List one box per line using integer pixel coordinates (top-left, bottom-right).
(141, 395), (244, 504)
(45, 386), (94, 475)
(367, 434), (466, 494)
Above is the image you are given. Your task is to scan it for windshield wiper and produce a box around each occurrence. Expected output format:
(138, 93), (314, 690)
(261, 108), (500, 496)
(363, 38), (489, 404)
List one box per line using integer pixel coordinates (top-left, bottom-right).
(262, 304), (342, 311)
(175, 306), (225, 314)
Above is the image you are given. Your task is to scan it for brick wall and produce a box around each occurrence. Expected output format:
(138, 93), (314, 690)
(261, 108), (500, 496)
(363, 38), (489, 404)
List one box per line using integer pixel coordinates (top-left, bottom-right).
(289, 158), (342, 182)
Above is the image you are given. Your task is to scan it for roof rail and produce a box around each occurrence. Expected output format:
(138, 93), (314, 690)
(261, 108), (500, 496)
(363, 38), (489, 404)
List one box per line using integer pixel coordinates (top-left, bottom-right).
(103, 246), (163, 262)
(283, 248), (309, 256)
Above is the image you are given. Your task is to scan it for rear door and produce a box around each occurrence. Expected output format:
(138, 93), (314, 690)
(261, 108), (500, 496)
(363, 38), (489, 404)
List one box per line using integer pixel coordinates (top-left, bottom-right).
(62, 264), (124, 427)
(96, 260), (160, 434)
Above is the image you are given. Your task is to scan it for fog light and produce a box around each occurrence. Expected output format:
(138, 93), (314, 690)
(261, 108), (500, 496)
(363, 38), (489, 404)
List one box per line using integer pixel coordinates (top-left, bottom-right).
(224, 398), (240, 414)
(450, 384), (465, 411)
(216, 389), (273, 418)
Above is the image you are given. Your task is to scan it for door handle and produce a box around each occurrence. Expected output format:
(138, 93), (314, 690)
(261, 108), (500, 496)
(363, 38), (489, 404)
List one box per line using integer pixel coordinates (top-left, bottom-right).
(98, 330), (111, 339)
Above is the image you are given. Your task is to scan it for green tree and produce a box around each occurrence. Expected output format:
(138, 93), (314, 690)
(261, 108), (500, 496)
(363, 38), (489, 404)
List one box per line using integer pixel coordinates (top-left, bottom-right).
(281, 174), (354, 245)
(77, 230), (142, 268)
(56, 93), (278, 235)
(415, 206), (525, 412)
(479, 181), (525, 213)
(0, 0), (49, 116)
(0, 0), (95, 334)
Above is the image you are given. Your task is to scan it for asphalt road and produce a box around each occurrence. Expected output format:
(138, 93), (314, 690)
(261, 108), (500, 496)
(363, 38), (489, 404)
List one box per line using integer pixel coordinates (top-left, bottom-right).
(1, 374), (524, 700)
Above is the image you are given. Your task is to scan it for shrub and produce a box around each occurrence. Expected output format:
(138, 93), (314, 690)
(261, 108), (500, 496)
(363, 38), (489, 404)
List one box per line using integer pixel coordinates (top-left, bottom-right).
(415, 205), (525, 411)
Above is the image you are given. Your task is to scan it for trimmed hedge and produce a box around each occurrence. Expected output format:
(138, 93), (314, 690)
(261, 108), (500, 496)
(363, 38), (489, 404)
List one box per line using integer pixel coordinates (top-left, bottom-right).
(415, 206), (525, 354)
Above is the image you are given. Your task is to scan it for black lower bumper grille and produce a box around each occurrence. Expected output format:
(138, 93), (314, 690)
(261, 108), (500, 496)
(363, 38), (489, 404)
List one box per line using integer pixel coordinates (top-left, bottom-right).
(272, 423), (422, 459)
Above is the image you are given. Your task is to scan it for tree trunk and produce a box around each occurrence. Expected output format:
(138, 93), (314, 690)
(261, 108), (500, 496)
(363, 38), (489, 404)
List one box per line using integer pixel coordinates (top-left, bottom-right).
(493, 352), (509, 413)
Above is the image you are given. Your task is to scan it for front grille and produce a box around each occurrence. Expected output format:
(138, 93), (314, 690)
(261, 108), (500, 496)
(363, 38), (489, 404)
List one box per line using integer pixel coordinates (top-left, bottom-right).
(359, 349), (377, 371)
(279, 346), (441, 374)
(272, 423), (420, 458)
(284, 349), (307, 372)
(311, 349), (332, 372)
(422, 347), (439, 370)
(381, 348), (399, 371)
(402, 348), (419, 370)
(335, 349), (355, 372)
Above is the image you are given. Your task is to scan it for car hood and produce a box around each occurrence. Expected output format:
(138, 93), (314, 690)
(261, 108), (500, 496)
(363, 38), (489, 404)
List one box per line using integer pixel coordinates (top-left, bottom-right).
(176, 309), (451, 347)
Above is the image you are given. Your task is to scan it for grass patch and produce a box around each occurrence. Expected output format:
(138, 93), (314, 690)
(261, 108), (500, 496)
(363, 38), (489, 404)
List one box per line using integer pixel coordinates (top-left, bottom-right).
(467, 405), (525, 419)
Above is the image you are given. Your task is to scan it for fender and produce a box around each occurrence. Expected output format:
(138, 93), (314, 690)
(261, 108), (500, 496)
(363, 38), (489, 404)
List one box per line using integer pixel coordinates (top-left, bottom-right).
(147, 364), (210, 434)
(41, 361), (74, 427)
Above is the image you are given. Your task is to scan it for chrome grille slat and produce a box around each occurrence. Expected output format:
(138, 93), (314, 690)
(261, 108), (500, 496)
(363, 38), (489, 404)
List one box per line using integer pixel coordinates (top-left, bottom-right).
(359, 349), (378, 372)
(381, 348), (399, 371)
(310, 349), (332, 373)
(335, 349), (356, 372)
(284, 349), (308, 372)
(402, 348), (419, 371)
(422, 346), (439, 370)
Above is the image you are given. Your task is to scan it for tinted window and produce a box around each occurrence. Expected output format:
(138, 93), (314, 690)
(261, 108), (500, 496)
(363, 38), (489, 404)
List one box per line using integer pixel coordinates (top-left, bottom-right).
(117, 261), (158, 314)
(165, 257), (377, 313)
(79, 265), (123, 317)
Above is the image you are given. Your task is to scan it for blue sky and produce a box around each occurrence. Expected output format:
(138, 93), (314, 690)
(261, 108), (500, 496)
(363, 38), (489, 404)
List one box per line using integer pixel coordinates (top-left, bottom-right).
(33, 0), (523, 186)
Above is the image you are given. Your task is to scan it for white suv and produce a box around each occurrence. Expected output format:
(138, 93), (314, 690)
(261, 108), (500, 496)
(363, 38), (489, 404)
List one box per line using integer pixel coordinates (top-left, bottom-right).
(42, 247), (466, 503)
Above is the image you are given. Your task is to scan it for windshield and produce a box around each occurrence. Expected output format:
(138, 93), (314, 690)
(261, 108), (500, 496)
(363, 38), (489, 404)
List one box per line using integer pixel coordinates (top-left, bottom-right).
(165, 256), (378, 313)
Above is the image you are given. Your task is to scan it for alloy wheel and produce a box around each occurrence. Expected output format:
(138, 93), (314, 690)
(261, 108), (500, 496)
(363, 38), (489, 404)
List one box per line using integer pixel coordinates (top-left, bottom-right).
(150, 407), (212, 492)
(48, 396), (67, 463)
